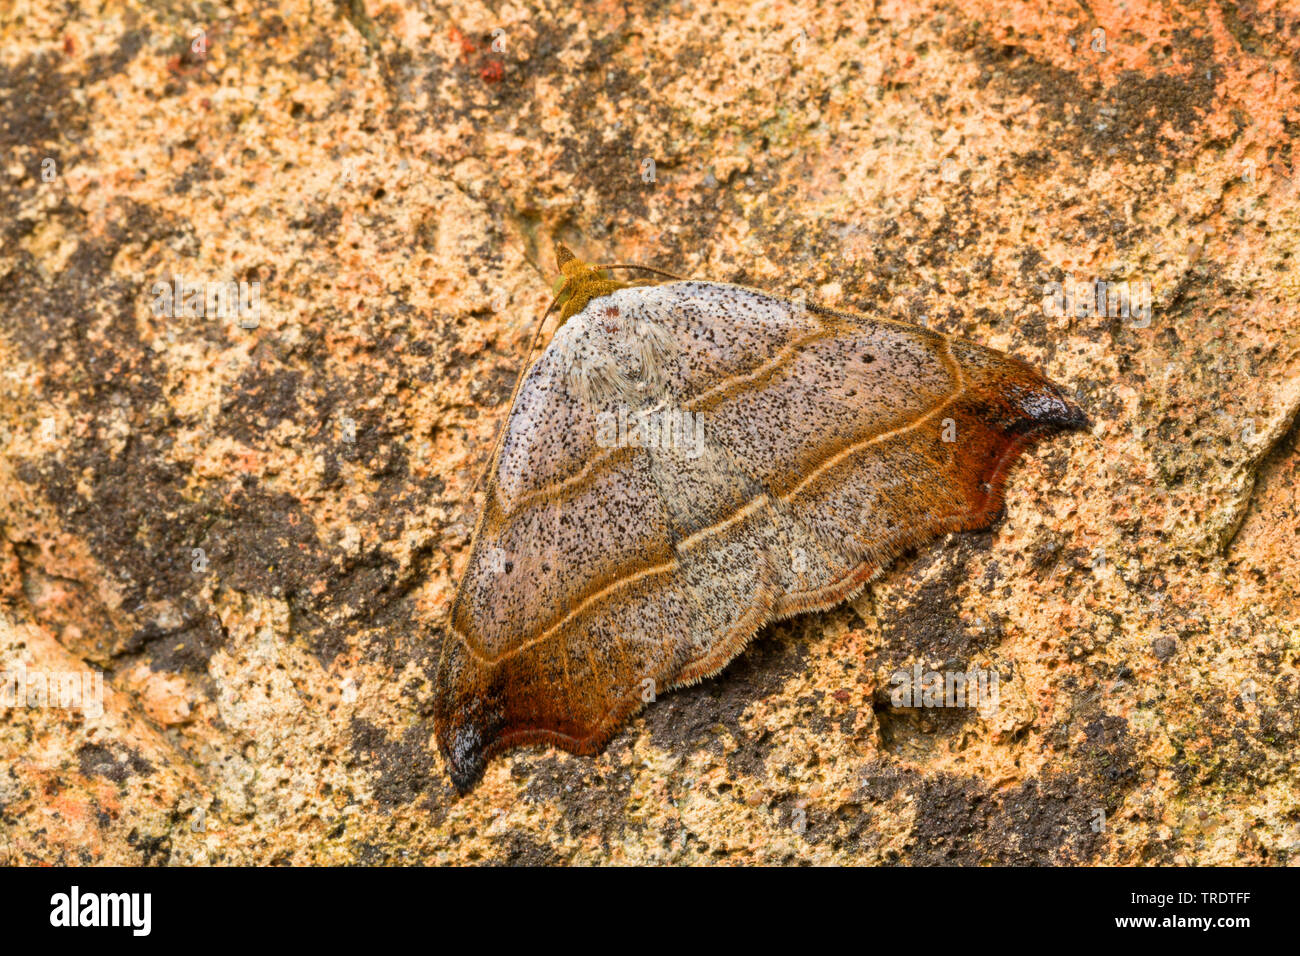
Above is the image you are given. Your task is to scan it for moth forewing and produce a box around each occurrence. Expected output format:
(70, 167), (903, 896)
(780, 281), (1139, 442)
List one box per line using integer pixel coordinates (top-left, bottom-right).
(435, 258), (1087, 793)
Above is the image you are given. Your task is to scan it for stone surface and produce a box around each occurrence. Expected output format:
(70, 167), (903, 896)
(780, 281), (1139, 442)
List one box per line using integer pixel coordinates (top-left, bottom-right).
(1, 0), (1297, 865)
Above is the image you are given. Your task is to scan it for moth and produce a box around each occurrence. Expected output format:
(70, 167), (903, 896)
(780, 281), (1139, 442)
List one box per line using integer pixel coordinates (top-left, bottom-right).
(436, 244), (1087, 792)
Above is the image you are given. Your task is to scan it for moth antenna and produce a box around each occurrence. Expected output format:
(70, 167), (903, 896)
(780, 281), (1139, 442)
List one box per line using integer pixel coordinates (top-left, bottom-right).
(600, 263), (687, 280)
(469, 292), (563, 496)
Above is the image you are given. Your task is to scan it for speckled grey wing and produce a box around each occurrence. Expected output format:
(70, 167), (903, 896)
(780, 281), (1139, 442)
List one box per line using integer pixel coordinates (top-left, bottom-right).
(435, 281), (1086, 791)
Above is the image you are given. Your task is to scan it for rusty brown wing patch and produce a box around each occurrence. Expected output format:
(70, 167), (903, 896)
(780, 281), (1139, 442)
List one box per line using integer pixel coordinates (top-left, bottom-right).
(435, 274), (1088, 793)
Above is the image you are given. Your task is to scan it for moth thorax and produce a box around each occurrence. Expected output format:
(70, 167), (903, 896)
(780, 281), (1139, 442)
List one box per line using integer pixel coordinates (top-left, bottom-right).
(566, 313), (676, 406)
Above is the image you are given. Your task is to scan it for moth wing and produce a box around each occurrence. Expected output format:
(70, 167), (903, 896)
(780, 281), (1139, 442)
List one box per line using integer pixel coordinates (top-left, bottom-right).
(436, 282), (1086, 791)
(645, 285), (1088, 616)
(437, 314), (705, 791)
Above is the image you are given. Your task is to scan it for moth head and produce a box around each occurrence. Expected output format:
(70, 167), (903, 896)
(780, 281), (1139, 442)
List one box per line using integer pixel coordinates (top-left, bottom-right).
(551, 243), (624, 325)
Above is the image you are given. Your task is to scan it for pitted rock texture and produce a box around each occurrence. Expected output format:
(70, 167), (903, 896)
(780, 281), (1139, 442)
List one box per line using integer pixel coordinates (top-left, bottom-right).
(1, 0), (1297, 864)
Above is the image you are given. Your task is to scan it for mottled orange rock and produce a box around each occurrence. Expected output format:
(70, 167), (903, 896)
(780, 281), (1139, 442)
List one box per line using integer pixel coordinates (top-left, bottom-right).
(0, 0), (1297, 864)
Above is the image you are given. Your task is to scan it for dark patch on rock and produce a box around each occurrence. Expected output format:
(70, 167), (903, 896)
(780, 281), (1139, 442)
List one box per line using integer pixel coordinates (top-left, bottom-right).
(963, 23), (1216, 166)
(1078, 715), (1140, 807)
(352, 841), (389, 865)
(857, 762), (908, 802)
(125, 604), (226, 675)
(83, 27), (147, 84)
(217, 366), (307, 442)
(349, 718), (436, 810)
(643, 622), (809, 776)
(1168, 681), (1292, 796)
(996, 775), (1106, 862)
(907, 769), (1110, 864)
(493, 829), (563, 865)
(77, 742), (154, 783)
(907, 772), (989, 863)
(126, 827), (171, 866)
(291, 546), (413, 664)
(201, 487), (329, 598)
(289, 203), (342, 240)
(875, 530), (998, 668)
(513, 744), (642, 851)
(0, 50), (83, 175)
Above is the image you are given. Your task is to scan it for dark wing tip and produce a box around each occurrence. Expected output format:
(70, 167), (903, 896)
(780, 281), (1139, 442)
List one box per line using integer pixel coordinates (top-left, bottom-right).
(436, 702), (496, 790)
(1003, 375), (1091, 436)
(448, 755), (486, 796)
(434, 715), (490, 795)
